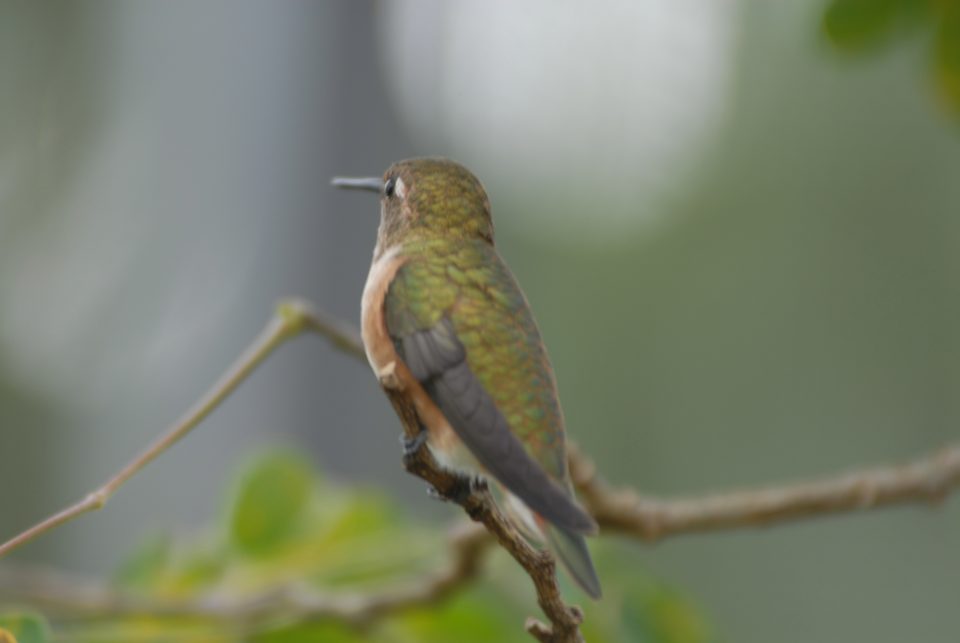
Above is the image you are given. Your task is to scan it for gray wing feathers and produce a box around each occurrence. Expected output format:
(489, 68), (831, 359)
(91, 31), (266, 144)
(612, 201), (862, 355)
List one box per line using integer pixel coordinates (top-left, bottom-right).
(398, 320), (597, 535)
(400, 318), (464, 381)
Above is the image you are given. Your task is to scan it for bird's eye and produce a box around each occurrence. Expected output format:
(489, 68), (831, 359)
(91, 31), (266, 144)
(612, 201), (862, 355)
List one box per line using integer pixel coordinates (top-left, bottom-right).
(384, 177), (397, 198)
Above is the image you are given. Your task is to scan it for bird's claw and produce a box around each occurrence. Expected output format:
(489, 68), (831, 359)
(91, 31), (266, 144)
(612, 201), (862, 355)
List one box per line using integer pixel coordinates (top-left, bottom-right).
(449, 474), (487, 504)
(469, 475), (488, 494)
(427, 475), (486, 505)
(426, 486), (447, 502)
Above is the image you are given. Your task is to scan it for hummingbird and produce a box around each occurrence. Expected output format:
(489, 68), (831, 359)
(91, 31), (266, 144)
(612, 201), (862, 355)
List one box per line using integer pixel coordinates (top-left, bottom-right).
(333, 158), (601, 599)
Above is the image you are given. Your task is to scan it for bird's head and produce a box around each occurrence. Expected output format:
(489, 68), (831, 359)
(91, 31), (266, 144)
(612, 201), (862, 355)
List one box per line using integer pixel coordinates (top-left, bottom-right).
(334, 157), (493, 254)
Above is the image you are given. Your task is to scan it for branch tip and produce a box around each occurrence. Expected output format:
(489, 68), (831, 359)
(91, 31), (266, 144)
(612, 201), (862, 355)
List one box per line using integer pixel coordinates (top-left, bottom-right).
(275, 298), (312, 335)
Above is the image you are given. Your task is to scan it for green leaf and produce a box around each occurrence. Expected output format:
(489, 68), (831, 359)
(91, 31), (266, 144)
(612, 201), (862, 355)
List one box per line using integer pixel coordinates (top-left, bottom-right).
(398, 587), (529, 643)
(228, 450), (315, 555)
(0, 613), (51, 643)
(822, 0), (904, 52)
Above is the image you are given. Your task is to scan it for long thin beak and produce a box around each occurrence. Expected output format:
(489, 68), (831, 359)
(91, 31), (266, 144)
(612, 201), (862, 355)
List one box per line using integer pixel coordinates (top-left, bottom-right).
(331, 176), (384, 193)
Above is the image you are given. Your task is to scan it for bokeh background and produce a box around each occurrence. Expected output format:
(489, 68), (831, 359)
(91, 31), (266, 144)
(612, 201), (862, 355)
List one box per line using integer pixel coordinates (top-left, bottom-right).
(1, 1), (959, 641)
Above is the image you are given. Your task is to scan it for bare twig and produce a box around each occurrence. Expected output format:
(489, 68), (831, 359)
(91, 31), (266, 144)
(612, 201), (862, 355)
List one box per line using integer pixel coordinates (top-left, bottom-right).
(295, 299), (366, 361)
(0, 298), (350, 559)
(569, 444), (960, 541)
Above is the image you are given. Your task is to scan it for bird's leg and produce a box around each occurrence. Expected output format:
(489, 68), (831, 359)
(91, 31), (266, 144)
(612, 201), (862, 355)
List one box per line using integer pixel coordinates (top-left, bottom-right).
(394, 412), (486, 507)
(401, 423), (439, 499)
(405, 424), (452, 502)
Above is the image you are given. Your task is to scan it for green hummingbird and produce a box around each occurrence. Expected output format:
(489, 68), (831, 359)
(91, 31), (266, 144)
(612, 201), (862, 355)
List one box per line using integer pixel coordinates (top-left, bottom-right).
(333, 158), (601, 598)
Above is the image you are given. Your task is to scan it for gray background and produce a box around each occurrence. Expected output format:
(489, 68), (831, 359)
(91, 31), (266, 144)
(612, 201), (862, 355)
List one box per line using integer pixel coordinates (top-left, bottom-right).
(1, 2), (958, 642)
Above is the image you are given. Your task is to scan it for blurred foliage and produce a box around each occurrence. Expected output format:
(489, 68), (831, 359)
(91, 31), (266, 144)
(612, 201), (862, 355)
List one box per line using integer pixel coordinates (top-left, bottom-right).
(0, 612), (50, 643)
(11, 451), (712, 642)
(822, 0), (960, 112)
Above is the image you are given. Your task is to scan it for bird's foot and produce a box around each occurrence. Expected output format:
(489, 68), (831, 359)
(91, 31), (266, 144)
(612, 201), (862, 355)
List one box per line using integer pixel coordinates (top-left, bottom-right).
(450, 474), (488, 504)
(426, 474), (486, 505)
(400, 430), (429, 458)
(426, 486), (448, 502)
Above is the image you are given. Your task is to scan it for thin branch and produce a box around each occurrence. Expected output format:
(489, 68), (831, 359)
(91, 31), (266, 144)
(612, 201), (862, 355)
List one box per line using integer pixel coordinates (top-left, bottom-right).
(295, 299), (366, 361)
(0, 298), (350, 559)
(0, 521), (491, 627)
(569, 443), (960, 541)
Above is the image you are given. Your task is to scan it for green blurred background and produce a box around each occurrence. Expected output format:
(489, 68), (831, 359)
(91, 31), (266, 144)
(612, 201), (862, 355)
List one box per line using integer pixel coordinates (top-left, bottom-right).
(1, 1), (958, 641)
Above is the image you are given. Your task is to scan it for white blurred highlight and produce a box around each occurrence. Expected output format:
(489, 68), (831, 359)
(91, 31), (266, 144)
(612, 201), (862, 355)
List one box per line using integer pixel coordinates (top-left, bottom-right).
(379, 0), (740, 241)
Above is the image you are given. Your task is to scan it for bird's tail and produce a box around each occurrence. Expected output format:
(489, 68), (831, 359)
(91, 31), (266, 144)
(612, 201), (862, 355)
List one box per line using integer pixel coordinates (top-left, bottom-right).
(545, 522), (603, 599)
(502, 489), (602, 599)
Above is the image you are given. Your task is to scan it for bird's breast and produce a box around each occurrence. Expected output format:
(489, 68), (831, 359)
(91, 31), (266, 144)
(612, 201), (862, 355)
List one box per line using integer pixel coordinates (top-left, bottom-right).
(360, 245), (470, 468)
(361, 245), (405, 375)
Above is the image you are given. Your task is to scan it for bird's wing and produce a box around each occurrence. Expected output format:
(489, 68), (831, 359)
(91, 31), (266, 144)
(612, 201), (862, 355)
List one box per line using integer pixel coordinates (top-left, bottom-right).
(384, 243), (596, 535)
